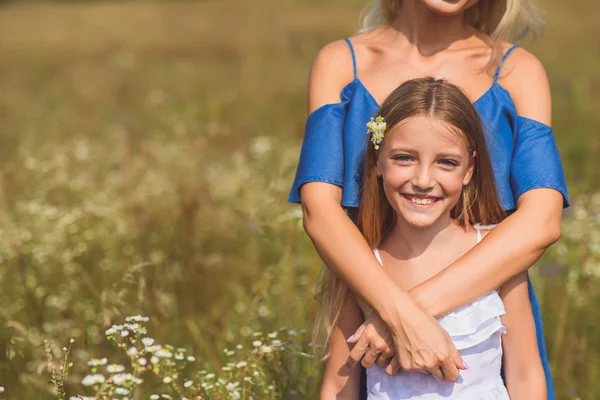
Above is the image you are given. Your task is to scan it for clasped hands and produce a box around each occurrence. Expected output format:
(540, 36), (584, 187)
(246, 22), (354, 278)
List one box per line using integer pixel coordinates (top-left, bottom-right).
(346, 299), (466, 382)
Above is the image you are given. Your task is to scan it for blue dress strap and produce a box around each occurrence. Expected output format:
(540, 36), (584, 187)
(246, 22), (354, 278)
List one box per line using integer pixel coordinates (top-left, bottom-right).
(343, 38), (358, 79)
(494, 45), (519, 83)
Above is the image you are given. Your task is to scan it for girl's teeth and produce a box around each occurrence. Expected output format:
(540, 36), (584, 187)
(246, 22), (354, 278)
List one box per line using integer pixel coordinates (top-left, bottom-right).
(411, 197), (433, 205)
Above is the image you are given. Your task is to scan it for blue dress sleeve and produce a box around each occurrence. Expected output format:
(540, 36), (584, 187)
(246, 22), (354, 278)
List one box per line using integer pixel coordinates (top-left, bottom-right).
(288, 103), (346, 203)
(510, 116), (570, 207)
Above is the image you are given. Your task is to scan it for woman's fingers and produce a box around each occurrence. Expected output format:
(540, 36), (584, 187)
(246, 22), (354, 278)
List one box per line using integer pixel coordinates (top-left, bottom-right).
(360, 337), (390, 368)
(438, 351), (460, 382)
(347, 321), (367, 344)
(384, 356), (401, 375)
(374, 345), (394, 368)
(346, 331), (369, 370)
(346, 313), (395, 370)
(428, 366), (446, 382)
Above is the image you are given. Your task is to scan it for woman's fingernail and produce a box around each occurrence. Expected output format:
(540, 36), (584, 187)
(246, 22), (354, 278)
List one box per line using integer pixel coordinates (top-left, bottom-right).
(463, 361), (469, 370)
(346, 335), (354, 343)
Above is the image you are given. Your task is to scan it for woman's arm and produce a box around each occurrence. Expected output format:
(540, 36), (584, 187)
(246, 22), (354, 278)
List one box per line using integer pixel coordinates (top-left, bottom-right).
(301, 40), (464, 380)
(320, 292), (363, 400)
(500, 272), (547, 399)
(409, 48), (564, 318)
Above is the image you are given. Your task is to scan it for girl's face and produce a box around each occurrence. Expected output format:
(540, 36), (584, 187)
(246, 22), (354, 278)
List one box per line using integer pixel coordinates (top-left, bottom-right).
(376, 115), (474, 229)
(419, 0), (479, 16)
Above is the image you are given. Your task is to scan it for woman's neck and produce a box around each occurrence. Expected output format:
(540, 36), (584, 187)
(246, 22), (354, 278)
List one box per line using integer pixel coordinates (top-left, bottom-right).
(389, 0), (473, 56)
(385, 215), (465, 260)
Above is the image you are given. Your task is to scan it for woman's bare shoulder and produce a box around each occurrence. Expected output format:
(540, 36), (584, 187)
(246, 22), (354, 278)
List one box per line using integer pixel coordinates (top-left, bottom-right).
(497, 44), (551, 124)
(307, 39), (356, 112)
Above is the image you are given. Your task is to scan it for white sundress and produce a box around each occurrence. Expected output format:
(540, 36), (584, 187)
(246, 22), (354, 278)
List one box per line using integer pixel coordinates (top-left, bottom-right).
(367, 227), (510, 400)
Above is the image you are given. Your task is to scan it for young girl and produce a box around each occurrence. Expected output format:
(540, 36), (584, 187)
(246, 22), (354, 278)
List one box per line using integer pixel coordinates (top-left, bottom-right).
(290, 0), (569, 397)
(318, 79), (547, 399)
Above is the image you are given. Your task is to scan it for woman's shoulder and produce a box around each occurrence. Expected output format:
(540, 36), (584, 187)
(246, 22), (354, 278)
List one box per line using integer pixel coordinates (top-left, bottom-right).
(308, 30), (385, 112)
(496, 43), (551, 124)
(308, 39), (356, 112)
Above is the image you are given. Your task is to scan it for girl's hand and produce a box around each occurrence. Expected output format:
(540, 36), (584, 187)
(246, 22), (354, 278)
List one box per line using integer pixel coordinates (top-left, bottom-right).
(346, 304), (465, 382)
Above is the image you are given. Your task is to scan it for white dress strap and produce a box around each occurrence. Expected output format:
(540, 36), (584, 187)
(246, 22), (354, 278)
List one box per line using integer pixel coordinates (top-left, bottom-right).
(473, 223), (497, 244)
(373, 248), (383, 265)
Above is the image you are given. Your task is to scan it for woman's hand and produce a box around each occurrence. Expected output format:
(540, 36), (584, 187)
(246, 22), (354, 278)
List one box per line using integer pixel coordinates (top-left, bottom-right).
(346, 305), (466, 382)
(346, 311), (395, 369)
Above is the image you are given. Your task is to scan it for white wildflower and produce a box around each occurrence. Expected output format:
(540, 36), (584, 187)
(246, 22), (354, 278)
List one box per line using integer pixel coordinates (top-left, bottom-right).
(186, 356), (196, 362)
(150, 356), (159, 364)
(141, 337), (154, 346)
(82, 374), (105, 386)
(150, 396), (159, 400)
(184, 380), (193, 388)
(138, 358), (148, 366)
(113, 373), (133, 385)
(268, 332), (278, 338)
(175, 353), (184, 360)
(120, 330), (130, 337)
(252, 341), (262, 347)
(107, 364), (125, 373)
(145, 344), (161, 353)
(87, 358), (108, 366)
(205, 373), (215, 379)
(127, 347), (138, 356)
(115, 387), (130, 395)
(236, 361), (248, 368)
(126, 315), (149, 322)
(260, 346), (273, 353)
(156, 348), (172, 358)
(163, 376), (172, 384)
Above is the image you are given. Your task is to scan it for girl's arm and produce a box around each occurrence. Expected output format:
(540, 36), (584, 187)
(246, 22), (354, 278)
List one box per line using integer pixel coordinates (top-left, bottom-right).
(302, 40), (464, 380)
(499, 272), (547, 399)
(409, 48), (564, 318)
(320, 292), (363, 400)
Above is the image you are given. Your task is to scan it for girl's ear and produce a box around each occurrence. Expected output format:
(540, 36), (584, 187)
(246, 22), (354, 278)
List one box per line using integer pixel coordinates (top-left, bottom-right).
(463, 151), (476, 186)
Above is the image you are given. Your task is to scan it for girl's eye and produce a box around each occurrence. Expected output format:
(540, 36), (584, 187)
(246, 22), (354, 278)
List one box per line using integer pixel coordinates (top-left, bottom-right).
(393, 155), (413, 162)
(439, 159), (458, 167)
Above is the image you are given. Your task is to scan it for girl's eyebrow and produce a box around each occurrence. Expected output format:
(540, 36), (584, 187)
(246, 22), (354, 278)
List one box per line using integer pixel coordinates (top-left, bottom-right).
(388, 147), (417, 153)
(436, 151), (464, 160)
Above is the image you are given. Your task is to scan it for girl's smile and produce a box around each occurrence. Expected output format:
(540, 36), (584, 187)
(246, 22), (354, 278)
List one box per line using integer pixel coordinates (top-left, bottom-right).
(402, 194), (441, 207)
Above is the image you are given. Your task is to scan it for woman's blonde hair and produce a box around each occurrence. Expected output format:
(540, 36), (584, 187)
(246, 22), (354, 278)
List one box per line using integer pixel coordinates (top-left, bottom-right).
(359, 0), (543, 41)
(313, 78), (506, 359)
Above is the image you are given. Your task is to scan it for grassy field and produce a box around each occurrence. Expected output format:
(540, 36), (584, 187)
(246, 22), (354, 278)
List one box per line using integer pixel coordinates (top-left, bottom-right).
(0, 0), (598, 398)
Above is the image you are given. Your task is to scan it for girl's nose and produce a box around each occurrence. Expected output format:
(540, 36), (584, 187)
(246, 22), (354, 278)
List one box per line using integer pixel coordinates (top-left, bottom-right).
(411, 165), (435, 191)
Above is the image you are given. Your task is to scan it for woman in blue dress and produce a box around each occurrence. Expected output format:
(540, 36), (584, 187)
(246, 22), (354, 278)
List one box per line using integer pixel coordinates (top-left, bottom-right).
(288, 0), (569, 398)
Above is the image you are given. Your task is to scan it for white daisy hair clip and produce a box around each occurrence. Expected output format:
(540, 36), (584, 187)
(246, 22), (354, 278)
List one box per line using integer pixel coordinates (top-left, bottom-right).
(366, 115), (387, 150)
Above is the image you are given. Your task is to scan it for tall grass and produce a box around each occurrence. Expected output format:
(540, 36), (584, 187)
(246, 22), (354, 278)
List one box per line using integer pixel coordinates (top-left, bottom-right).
(0, 1), (597, 399)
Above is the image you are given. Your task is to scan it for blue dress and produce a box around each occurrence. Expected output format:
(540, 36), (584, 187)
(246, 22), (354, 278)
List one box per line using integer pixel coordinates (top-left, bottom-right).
(289, 39), (569, 399)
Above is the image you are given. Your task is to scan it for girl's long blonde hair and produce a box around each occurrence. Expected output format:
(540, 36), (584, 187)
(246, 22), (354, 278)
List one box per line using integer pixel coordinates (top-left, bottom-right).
(360, 0), (543, 42)
(314, 78), (506, 358)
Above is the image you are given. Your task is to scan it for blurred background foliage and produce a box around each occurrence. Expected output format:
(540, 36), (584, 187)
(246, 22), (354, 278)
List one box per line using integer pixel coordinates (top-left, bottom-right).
(0, 0), (597, 398)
